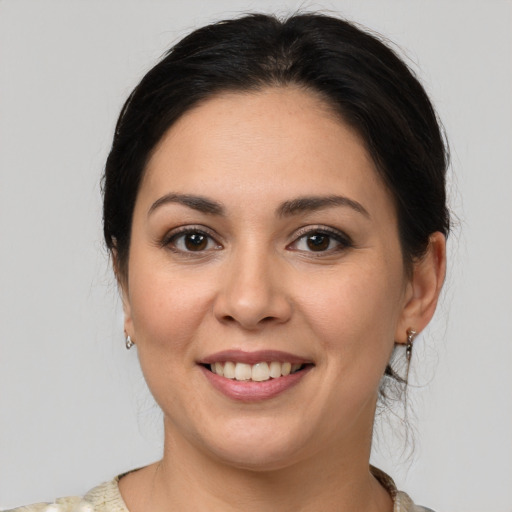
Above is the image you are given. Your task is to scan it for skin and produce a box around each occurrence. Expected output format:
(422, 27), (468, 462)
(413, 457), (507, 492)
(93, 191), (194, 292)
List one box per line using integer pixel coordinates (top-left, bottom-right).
(118, 87), (446, 512)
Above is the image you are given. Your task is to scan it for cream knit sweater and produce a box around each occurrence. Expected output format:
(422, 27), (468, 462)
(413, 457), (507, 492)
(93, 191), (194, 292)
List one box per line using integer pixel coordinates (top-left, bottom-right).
(5, 467), (435, 512)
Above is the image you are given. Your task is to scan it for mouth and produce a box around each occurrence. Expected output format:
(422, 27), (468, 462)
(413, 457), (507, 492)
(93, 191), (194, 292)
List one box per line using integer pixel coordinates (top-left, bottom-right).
(205, 361), (310, 382)
(199, 350), (314, 400)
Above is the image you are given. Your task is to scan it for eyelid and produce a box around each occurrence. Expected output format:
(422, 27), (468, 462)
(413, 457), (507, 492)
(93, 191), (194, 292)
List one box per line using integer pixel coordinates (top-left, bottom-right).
(161, 225), (223, 252)
(159, 224), (352, 255)
(287, 225), (353, 253)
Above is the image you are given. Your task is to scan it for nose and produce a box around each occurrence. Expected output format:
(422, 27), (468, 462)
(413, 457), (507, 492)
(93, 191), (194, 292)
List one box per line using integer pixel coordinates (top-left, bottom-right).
(213, 246), (293, 330)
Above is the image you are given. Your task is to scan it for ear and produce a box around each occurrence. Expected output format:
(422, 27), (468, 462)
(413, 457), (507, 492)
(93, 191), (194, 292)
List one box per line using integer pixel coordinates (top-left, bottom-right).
(120, 283), (134, 339)
(112, 249), (134, 338)
(395, 232), (446, 344)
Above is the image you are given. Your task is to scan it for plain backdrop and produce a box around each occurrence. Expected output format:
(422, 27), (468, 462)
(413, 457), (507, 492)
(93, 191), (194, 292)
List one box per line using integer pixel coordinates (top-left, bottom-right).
(1, 1), (511, 511)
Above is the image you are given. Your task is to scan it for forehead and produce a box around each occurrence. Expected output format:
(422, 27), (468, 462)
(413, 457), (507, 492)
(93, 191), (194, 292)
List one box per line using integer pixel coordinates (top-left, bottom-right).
(141, 87), (392, 218)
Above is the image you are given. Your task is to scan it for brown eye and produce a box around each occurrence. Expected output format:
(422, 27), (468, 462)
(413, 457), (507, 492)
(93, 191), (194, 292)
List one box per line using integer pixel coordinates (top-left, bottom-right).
(306, 234), (330, 251)
(288, 228), (352, 255)
(166, 229), (221, 253)
(184, 233), (208, 251)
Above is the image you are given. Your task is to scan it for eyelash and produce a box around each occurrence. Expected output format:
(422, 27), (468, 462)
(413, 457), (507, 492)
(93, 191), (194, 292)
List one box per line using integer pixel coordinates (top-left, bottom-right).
(161, 226), (222, 255)
(160, 225), (353, 256)
(288, 226), (353, 255)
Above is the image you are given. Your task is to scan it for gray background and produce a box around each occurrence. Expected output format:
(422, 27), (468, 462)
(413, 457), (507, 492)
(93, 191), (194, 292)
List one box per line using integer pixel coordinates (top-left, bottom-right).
(1, 1), (511, 511)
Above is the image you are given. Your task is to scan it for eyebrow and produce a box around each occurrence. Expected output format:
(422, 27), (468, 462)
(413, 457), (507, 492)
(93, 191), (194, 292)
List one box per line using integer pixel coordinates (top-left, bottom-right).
(148, 193), (225, 216)
(277, 195), (370, 218)
(148, 193), (369, 219)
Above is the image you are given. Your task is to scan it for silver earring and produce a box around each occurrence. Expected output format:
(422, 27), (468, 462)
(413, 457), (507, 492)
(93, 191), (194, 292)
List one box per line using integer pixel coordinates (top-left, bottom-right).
(405, 329), (417, 361)
(125, 335), (134, 350)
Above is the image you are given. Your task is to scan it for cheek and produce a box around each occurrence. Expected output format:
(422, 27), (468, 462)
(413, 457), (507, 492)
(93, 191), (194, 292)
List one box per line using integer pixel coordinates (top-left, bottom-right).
(126, 267), (217, 413)
(130, 270), (214, 350)
(299, 259), (405, 368)
(126, 248), (220, 374)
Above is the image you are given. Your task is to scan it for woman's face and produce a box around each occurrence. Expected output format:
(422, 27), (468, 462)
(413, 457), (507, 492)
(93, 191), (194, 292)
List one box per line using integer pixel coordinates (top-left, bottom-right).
(123, 87), (414, 470)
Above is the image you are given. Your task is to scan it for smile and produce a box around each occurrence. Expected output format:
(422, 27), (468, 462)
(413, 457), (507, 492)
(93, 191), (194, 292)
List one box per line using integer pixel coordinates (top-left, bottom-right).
(200, 350), (314, 401)
(209, 361), (304, 381)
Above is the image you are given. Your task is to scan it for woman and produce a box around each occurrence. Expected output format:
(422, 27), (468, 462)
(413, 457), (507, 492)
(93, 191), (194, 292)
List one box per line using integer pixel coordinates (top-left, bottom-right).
(10, 12), (447, 512)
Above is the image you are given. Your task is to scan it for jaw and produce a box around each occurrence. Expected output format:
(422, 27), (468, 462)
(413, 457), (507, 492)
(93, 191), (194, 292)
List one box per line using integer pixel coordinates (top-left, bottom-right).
(159, 362), (376, 474)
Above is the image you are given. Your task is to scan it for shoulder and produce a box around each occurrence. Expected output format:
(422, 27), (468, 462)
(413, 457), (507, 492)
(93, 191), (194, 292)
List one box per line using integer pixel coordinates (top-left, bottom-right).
(370, 466), (437, 512)
(395, 490), (437, 512)
(3, 478), (128, 512)
(2, 497), (84, 512)
(82, 478), (128, 511)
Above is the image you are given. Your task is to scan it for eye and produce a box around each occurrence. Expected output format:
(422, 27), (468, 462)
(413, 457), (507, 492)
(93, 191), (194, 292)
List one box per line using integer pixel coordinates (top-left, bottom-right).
(289, 228), (352, 254)
(164, 228), (222, 253)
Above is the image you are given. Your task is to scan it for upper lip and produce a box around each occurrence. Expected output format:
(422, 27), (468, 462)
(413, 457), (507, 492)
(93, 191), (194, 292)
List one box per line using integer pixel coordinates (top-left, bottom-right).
(200, 350), (313, 366)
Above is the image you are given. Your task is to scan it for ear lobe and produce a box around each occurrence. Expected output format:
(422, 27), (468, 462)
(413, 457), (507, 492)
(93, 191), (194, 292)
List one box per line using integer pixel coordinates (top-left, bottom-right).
(395, 232), (446, 344)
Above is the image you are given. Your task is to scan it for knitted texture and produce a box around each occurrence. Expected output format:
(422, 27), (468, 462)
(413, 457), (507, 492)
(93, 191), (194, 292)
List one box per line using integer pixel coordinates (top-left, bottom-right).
(4, 469), (435, 512)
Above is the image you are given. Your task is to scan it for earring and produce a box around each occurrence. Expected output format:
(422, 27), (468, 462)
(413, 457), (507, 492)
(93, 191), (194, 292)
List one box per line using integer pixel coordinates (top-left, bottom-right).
(405, 329), (417, 361)
(125, 335), (134, 350)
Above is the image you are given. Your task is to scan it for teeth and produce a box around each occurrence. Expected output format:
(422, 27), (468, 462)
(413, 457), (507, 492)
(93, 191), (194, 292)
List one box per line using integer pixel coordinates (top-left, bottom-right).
(251, 362), (269, 382)
(223, 361), (236, 379)
(214, 362), (224, 377)
(234, 363), (252, 381)
(281, 362), (291, 376)
(269, 361), (282, 378)
(210, 361), (304, 381)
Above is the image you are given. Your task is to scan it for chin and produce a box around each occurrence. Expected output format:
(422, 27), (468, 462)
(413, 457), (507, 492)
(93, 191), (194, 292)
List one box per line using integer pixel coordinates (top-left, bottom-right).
(211, 443), (304, 472)
(196, 418), (314, 472)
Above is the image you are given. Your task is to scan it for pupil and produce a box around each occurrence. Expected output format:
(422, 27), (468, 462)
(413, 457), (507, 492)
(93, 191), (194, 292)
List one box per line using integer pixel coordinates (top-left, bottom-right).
(307, 234), (329, 251)
(185, 233), (207, 251)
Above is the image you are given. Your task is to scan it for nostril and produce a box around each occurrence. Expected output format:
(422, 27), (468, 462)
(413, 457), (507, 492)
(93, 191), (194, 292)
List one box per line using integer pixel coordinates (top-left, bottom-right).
(221, 314), (280, 328)
(214, 290), (292, 329)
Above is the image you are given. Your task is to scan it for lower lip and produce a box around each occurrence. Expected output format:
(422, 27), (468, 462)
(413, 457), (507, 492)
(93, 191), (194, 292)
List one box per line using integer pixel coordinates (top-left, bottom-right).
(200, 365), (312, 402)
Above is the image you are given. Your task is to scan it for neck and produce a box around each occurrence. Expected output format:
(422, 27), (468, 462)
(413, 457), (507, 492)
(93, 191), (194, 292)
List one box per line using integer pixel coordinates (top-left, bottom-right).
(140, 419), (393, 512)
